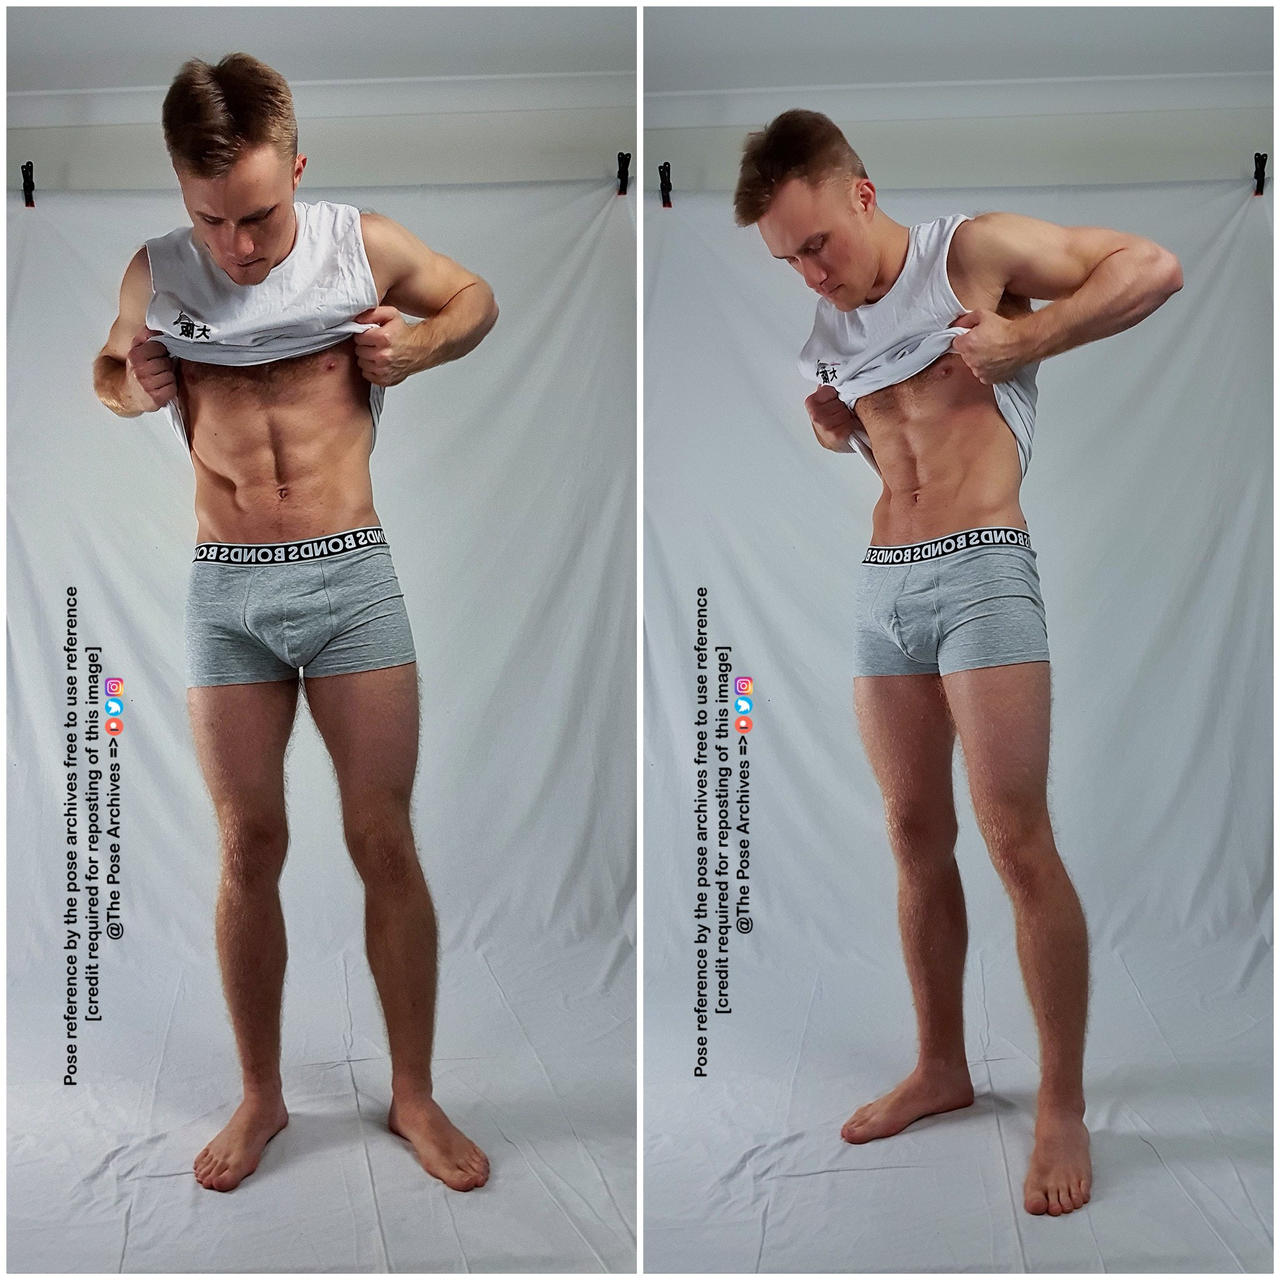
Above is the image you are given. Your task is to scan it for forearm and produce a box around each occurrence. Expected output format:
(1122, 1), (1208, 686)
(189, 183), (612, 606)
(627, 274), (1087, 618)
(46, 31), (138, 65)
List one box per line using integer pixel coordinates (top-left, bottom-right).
(403, 281), (498, 374)
(92, 353), (150, 417)
(1018, 246), (1182, 363)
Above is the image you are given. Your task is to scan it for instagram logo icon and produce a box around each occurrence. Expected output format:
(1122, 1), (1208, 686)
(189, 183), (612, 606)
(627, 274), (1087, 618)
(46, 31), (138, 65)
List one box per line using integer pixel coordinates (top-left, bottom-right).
(105, 677), (124, 696)
(735, 677), (753, 696)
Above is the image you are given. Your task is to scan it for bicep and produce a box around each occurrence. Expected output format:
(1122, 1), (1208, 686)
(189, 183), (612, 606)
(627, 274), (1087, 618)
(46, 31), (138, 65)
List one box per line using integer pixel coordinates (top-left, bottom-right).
(969, 212), (1156, 302)
(362, 212), (485, 317)
(99, 247), (152, 360)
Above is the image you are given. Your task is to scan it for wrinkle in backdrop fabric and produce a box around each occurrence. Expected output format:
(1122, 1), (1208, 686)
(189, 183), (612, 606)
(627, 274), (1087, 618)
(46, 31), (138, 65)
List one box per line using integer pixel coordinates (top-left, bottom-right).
(643, 180), (1270, 1273)
(8, 181), (635, 1273)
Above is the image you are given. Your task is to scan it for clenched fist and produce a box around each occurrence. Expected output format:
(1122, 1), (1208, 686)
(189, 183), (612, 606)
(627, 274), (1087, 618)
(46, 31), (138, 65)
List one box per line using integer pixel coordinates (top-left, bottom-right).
(804, 384), (857, 453)
(126, 326), (177, 410)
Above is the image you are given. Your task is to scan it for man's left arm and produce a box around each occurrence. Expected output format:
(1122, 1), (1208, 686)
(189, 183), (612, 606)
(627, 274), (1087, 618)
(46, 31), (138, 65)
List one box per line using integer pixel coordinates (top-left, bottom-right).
(355, 210), (499, 386)
(951, 212), (1183, 383)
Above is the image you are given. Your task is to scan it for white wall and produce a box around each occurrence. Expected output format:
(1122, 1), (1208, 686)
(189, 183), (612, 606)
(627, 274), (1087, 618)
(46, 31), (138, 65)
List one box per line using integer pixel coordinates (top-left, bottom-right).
(642, 7), (1271, 191)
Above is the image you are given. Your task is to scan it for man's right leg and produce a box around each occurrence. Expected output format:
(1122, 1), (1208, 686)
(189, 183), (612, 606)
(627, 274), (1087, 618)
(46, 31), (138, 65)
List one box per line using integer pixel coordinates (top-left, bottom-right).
(842, 672), (976, 1143)
(187, 677), (299, 1191)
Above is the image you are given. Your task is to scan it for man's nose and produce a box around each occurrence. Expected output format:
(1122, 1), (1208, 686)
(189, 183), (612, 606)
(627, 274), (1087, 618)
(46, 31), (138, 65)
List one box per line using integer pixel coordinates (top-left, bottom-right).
(801, 258), (827, 291)
(232, 227), (256, 257)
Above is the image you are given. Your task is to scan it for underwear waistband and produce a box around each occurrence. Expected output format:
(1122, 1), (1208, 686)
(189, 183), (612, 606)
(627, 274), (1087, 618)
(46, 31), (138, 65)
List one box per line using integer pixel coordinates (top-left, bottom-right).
(193, 525), (388, 565)
(862, 525), (1032, 565)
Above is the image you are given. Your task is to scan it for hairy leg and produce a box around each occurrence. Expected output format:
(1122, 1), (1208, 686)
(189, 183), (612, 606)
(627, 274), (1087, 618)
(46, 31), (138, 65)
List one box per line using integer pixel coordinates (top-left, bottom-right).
(943, 660), (1091, 1216)
(844, 673), (975, 1143)
(186, 677), (299, 1191)
(303, 661), (488, 1191)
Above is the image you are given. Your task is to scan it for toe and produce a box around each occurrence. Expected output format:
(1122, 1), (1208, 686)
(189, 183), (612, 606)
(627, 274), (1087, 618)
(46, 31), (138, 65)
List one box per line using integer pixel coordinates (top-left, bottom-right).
(1025, 1186), (1048, 1215)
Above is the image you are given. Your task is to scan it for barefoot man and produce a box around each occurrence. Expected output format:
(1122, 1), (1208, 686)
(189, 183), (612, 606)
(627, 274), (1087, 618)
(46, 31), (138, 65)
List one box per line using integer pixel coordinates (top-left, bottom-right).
(734, 110), (1181, 1216)
(93, 54), (498, 1192)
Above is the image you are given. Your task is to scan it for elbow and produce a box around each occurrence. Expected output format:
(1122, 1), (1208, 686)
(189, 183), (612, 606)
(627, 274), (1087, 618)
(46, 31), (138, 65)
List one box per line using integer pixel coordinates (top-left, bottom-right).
(1151, 245), (1182, 294)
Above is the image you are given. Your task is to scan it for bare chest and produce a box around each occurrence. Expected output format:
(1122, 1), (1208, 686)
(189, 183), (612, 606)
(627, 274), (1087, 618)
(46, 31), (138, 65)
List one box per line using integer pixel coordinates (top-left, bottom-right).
(852, 257), (1031, 425)
(177, 335), (368, 416)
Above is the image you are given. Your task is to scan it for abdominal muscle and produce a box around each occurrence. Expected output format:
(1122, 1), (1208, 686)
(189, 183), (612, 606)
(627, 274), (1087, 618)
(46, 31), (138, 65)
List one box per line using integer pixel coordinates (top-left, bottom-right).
(860, 350), (1027, 545)
(177, 336), (381, 544)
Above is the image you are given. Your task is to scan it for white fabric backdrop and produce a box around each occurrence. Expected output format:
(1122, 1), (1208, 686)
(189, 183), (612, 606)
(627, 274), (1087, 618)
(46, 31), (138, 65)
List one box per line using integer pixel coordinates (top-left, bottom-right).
(8, 180), (635, 1272)
(643, 180), (1271, 1273)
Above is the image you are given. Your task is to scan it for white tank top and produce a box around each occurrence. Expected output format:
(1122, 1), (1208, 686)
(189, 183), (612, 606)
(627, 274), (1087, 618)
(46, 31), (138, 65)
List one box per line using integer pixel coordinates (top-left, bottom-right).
(797, 212), (1039, 477)
(144, 199), (384, 455)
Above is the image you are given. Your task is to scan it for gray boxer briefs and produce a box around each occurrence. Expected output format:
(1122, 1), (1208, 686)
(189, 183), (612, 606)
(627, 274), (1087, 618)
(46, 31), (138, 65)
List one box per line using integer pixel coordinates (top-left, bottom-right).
(852, 525), (1049, 677)
(185, 525), (417, 687)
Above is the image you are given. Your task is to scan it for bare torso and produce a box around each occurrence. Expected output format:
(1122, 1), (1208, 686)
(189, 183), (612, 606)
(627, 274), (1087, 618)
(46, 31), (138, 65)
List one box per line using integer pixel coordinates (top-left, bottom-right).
(178, 333), (380, 544)
(860, 226), (1032, 544)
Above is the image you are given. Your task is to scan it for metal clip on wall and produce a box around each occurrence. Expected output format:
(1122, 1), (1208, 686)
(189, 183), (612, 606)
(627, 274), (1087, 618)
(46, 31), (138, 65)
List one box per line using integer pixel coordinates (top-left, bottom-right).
(659, 162), (672, 209)
(22, 161), (35, 208)
(1254, 153), (1267, 196)
(617, 152), (632, 196)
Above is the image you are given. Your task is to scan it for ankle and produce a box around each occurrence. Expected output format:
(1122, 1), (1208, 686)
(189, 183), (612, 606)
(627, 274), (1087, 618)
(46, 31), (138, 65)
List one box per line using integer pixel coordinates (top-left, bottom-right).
(1036, 1091), (1085, 1118)
(391, 1073), (434, 1101)
(916, 1054), (970, 1077)
(241, 1077), (284, 1103)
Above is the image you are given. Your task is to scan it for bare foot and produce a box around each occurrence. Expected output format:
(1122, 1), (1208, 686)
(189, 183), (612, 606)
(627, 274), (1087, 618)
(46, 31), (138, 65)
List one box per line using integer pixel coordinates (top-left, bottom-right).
(1024, 1106), (1091, 1215)
(388, 1092), (489, 1190)
(193, 1093), (289, 1191)
(841, 1063), (975, 1143)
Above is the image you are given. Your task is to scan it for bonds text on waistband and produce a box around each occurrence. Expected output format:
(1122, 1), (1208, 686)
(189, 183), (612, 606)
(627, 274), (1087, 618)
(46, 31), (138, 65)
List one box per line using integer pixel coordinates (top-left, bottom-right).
(863, 526), (1031, 565)
(194, 526), (388, 564)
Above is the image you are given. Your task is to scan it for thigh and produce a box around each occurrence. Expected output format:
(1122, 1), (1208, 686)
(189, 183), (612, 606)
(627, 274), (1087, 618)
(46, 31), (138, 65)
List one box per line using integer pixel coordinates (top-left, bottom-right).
(186, 562), (299, 687)
(941, 660), (1051, 837)
(854, 673), (958, 845)
(935, 547), (1049, 676)
(304, 546), (417, 680)
(302, 661), (420, 822)
(186, 678), (300, 831)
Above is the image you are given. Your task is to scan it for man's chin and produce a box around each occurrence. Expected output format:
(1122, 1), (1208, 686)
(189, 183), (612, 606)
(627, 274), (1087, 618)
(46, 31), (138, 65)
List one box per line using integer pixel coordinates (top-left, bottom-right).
(223, 262), (266, 284)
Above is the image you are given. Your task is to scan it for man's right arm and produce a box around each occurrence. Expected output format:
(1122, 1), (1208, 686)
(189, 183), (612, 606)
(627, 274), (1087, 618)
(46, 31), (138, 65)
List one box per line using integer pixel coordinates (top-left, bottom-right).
(93, 247), (176, 417)
(804, 384), (858, 453)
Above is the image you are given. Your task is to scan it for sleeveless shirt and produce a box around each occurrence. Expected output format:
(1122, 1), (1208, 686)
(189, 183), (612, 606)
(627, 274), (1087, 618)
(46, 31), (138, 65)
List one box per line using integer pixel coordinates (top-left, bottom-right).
(797, 213), (1039, 477)
(144, 199), (384, 455)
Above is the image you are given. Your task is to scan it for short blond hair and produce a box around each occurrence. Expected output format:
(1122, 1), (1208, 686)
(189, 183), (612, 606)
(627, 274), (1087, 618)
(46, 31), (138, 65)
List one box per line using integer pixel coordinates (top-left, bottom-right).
(162, 52), (297, 178)
(734, 109), (868, 226)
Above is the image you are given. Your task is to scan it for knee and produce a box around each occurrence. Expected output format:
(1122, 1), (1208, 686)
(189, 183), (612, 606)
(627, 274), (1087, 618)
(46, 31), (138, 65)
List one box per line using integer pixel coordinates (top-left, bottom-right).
(977, 804), (1056, 895)
(345, 813), (421, 891)
(884, 805), (959, 870)
(218, 814), (289, 889)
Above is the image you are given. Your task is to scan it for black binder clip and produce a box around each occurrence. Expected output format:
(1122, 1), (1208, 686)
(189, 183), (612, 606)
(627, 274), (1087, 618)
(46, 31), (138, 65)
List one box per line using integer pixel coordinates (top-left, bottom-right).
(617, 152), (632, 196)
(1254, 153), (1267, 197)
(659, 162), (672, 209)
(21, 162), (34, 208)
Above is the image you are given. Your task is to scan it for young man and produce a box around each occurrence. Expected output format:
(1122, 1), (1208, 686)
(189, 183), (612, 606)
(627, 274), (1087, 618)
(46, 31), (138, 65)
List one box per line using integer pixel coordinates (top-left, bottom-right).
(734, 109), (1181, 1217)
(93, 53), (498, 1193)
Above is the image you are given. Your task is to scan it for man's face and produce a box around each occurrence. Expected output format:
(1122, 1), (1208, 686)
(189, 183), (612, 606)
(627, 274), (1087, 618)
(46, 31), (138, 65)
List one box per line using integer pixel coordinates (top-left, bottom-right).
(757, 175), (875, 312)
(176, 143), (306, 286)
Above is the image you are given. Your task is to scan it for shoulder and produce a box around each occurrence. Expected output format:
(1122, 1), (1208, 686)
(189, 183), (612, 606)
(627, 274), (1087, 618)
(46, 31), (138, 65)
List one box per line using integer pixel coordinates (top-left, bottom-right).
(123, 244), (152, 294)
(357, 209), (408, 267)
(358, 208), (399, 248)
(946, 212), (998, 272)
(946, 212), (1017, 300)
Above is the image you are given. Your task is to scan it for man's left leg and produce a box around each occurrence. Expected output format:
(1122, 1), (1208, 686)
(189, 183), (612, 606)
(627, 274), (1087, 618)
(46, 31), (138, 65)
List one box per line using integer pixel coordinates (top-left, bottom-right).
(302, 660), (489, 1191)
(941, 660), (1091, 1217)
